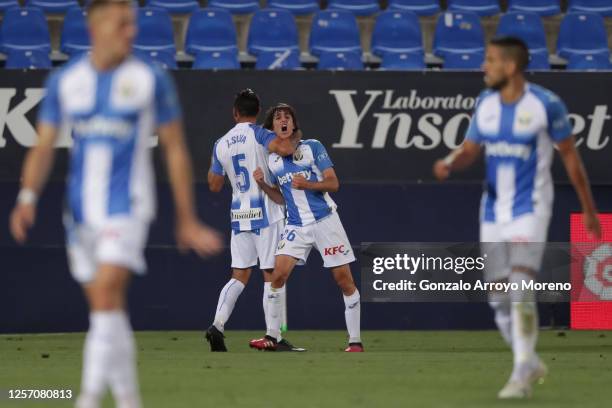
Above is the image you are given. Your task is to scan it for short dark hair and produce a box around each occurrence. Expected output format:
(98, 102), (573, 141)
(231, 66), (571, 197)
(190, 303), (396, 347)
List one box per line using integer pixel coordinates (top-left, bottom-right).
(87, 0), (132, 15)
(233, 89), (260, 118)
(489, 36), (529, 72)
(263, 103), (300, 132)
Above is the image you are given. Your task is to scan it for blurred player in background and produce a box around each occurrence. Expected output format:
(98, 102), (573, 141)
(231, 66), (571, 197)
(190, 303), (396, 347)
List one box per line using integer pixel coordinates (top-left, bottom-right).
(433, 36), (601, 399)
(206, 90), (304, 352)
(9, 1), (223, 407)
(249, 104), (363, 352)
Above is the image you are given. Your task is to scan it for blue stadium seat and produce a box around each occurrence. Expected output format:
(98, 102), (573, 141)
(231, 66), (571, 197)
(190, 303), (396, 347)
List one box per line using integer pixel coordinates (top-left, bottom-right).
(268, 0), (319, 15)
(496, 12), (547, 55)
(26, 0), (79, 13)
(208, 0), (259, 14)
(569, 0), (612, 17)
(60, 7), (90, 56)
(557, 12), (609, 60)
(134, 7), (175, 54)
(567, 53), (612, 70)
(433, 12), (485, 58)
(371, 10), (423, 56)
(145, 0), (199, 14)
(327, 0), (380, 16)
(255, 50), (301, 70)
(0, 1), (19, 12)
(1, 7), (51, 53)
(309, 10), (361, 56)
(388, 0), (440, 16)
(507, 0), (560, 17)
(185, 8), (237, 54)
(527, 52), (550, 70)
(448, 0), (500, 17)
(380, 52), (425, 70)
(317, 51), (363, 70)
(192, 51), (240, 69)
(5, 50), (51, 69)
(136, 50), (177, 69)
(443, 51), (484, 69)
(247, 9), (299, 55)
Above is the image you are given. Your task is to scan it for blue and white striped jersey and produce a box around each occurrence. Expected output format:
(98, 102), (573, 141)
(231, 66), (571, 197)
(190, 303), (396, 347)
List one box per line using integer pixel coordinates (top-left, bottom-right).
(38, 54), (181, 227)
(210, 122), (285, 232)
(268, 139), (337, 227)
(465, 83), (573, 223)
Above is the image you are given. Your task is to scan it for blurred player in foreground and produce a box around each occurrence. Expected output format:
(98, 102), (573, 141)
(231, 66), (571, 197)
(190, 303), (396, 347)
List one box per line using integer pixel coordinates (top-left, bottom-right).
(10, 1), (223, 406)
(206, 89), (304, 352)
(249, 104), (363, 352)
(433, 36), (601, 398)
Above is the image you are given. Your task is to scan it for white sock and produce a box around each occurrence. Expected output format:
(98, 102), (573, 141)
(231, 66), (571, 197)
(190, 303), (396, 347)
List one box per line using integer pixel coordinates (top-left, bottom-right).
(80, 312), (114, 402)
(106, 312), (140, 408)
(213, 278), (245, 332)
(263, 282), (271, 330)
(266, 285), (285, 341)
(343, 289), (361, 344)
(489, 291), (512, 347)
(509, 271), (538, 374)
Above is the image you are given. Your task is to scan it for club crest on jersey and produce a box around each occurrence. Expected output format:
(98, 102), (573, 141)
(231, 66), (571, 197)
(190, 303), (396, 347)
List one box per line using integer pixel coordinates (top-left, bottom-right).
(293, 148), (303, 162)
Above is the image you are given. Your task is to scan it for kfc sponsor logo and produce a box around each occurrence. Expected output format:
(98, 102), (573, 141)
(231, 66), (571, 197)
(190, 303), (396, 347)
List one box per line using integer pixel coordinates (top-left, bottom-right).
(324, 245), (350, 256)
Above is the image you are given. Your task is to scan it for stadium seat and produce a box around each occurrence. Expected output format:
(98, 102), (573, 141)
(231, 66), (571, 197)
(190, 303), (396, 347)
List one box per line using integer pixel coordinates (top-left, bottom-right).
(0, 1), (18, 12)
(145, 0), (199, 14)
(447, 0), (500, 17)
(26, 0), (79, 14)
(309, 10), (361, 56)
(380, 52), (425, 70)
(507, 0), (560, 16)
(134, 7), (175, 54)
(136, 50), (177, 69)
(185, 8), (237, 55)
(207, 0), (259, 14)
(0, 7), (51, 53)
(371, 10), (423, 57)
(569, 0), (612, 17)
(388, 0), (440, 16)
(327, 0), (380, 16)
(60, 7), (90, 56)
(443, 51), (484, 69)
(567, 53), (612, 70)
(317, 51), (363, 70)
(557, 13), (609, 60)
(433, 12), (485, 58)
(255, 50), (301, 70)
(247, 9), (299, 55)
(268, 0), (319, 15)
(192, 51), (240, 69)
(527, 52), (550, 70)
(496, 12), (547, 55)
(5, 50), (51, 69)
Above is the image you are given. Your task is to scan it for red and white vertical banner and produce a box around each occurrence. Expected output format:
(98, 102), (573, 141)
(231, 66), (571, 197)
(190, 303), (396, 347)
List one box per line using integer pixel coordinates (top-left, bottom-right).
(570, 213), (612, 329)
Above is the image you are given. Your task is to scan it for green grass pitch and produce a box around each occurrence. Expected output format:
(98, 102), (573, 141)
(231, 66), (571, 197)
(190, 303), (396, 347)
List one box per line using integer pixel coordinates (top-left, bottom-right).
(1, 330), (611, 407)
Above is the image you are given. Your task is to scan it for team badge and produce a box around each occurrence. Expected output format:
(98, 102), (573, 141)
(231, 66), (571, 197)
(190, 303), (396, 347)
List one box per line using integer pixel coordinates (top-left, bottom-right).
(293, 148), (303, 162)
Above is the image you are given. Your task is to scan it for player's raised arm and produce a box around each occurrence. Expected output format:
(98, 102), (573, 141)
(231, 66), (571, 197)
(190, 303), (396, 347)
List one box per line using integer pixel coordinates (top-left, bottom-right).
(433, 140), (482, 181)
(557, 136), (601, 239)
(253, 167), (285, 204)
(267, 130), (301, 157)
(292, 168), (339, 193)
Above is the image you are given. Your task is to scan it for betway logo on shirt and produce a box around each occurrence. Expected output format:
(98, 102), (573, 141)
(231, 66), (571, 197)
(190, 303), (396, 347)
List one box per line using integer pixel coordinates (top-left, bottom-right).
(72, 116), (134, 139)
(277, 170), (312, 186)
(485, 141), (532, 161)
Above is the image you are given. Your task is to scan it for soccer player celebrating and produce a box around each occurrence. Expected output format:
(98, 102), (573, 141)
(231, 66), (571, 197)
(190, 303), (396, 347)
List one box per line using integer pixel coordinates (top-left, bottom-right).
(9, 1), (223, 407)
(206, 90), (303, 352)
(249, 104), (363, 352)
(433, 37), (601, 398)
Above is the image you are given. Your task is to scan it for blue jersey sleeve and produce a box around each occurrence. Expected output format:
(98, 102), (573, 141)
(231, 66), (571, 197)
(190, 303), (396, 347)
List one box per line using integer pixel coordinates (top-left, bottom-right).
(210, 140), (225, 176)
(154, 68), (182, 126)
(545, 93), (572, 142)
(310, 140), (333, 171)
(37, 71), (62, 127)
(251, 124), (276, 149)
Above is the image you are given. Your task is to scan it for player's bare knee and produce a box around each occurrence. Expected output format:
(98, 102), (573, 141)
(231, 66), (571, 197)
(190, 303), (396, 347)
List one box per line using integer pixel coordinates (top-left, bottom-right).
(232, 268), (252, 285)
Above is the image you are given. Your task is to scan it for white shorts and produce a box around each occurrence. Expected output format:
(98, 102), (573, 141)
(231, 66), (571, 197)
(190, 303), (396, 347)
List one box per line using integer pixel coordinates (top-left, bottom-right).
(275, 212), (356, 268)
(480, 213), (550, 282)
(65, 217), (150, 284)
(231, 220), (284, 270)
